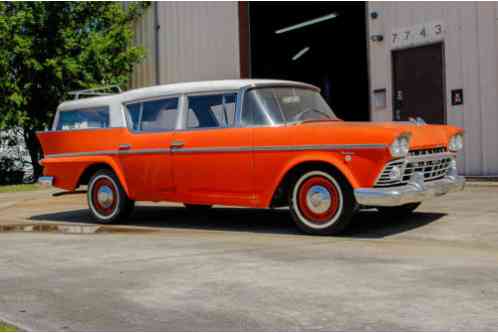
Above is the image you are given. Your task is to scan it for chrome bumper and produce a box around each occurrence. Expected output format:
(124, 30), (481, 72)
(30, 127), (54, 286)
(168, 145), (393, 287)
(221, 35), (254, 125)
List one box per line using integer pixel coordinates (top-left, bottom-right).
(354, 175), (465, 207)
(38, 176), (54, 188)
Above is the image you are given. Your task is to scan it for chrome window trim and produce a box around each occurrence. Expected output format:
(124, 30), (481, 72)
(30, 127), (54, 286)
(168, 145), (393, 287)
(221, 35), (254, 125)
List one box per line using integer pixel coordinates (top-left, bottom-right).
(180, 90), (239, 131)
(53, 105), (112, 131)
(123, 95), (181, 134)
(36, 127), (126, 135)
(123, 93), (184, 105)
(236, 83), (325, 129)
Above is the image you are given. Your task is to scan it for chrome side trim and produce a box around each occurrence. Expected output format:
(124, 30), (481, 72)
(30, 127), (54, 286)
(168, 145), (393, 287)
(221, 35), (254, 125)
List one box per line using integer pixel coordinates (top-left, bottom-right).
(47, 150), (119, 158)
(173, 144), (387, 154)
(255, 144), (386, 152)
(173, 146), (253, 154)
(119, 148), (170, 155)
(45, 148), (170, 159)
(44, 144), (386, 159)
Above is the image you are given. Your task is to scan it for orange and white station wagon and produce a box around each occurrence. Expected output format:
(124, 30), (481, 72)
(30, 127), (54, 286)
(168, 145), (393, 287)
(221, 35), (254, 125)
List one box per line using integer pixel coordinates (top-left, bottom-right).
(38, 80), (465, 235)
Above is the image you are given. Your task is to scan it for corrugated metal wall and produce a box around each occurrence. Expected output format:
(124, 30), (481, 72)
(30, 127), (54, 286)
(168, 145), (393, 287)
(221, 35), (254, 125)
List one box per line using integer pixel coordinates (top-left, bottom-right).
(130, 2), (240, 88)
(368, 2), (498, 175)
(130, 5), (157, 88)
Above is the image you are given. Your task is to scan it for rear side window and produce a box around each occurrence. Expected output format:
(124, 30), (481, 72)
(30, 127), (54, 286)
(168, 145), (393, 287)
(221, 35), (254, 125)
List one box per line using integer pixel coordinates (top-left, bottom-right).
(187, 93), (237, 129)
(126, 97), (179, 132)
(56, 106), (110, 130)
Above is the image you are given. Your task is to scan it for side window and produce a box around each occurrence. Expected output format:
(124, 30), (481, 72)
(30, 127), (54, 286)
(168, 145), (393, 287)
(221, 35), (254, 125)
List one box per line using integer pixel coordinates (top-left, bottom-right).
(187, 93), (237, 129)
(125, 97), (178, 132)
(56, 106), (110, 130)
(126, 103), (141, 131)
(241, 89), (284, 126)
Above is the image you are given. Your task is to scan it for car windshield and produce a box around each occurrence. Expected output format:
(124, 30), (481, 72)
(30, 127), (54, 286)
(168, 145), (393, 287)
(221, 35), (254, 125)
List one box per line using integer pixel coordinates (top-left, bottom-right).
(242, 87), (339, 126)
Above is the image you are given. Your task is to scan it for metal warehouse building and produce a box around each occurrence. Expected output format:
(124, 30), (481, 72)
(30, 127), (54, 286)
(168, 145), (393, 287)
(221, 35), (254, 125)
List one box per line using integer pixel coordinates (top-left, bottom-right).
(130, 2), (498, 176)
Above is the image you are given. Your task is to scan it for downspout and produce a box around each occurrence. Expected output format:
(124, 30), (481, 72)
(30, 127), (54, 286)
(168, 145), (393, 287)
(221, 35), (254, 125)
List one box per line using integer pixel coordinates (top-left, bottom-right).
(154, 2), (161, 85)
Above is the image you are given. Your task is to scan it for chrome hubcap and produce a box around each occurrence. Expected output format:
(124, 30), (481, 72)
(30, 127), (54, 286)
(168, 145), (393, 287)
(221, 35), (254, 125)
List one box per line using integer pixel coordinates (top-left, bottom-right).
(306, 185), (331, 214)
(97, 185), (114, 209)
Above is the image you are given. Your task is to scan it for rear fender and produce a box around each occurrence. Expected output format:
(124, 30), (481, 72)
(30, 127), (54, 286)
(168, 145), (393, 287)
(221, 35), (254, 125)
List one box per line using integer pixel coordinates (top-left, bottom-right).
(41, 155), (130, 196)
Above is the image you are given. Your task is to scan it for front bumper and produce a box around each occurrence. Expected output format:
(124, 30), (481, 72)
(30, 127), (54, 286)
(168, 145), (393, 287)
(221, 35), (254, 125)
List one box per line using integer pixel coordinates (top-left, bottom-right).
(38, 176), (54, 188)
(354, 175), (465, 207)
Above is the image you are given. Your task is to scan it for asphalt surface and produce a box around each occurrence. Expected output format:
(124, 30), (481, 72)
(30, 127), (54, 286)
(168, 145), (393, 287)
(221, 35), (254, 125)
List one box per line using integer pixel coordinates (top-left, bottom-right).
(0, 185), (498, 331)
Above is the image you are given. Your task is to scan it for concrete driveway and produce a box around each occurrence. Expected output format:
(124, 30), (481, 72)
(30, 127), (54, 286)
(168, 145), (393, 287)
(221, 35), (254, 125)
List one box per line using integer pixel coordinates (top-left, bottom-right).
(0, 185), (498, 331)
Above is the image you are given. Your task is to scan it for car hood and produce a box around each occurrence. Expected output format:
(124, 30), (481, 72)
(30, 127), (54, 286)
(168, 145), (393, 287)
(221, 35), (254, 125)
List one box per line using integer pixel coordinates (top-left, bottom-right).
(294, 121), (461, 149)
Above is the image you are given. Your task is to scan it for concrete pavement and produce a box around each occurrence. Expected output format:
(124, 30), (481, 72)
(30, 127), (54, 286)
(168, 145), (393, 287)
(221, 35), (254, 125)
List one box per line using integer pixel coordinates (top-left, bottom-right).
(0, 186), (497, 331)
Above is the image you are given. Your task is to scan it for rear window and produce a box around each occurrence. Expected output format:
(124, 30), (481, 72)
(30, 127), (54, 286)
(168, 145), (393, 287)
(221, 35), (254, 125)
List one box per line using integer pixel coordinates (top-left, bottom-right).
(56, 106), (110, 130)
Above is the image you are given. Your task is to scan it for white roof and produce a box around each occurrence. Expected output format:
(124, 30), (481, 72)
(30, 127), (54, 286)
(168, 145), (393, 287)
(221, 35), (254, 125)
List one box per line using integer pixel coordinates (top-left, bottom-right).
(57, 79), (318, 111)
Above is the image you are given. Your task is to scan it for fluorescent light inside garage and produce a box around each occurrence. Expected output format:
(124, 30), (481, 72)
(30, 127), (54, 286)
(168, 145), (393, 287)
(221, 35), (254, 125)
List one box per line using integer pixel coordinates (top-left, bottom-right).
(275, 12), (338, 34)
(292, 47), (310, 61)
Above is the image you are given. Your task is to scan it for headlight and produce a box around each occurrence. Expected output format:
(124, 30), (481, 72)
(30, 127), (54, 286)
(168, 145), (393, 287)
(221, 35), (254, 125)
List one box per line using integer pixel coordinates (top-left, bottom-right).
(390, 134), (411, 158)
(448, 133), (464, 152)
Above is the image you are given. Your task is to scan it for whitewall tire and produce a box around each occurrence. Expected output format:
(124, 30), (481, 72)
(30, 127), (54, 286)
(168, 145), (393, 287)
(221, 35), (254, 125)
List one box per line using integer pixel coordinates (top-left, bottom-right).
(87, 169), (134, 223)
(289, 170), (356, 235)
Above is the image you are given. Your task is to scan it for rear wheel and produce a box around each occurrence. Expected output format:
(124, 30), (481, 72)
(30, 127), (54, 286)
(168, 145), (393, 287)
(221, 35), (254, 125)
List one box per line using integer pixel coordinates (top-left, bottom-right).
(289, 170), (356, 235)
(377, 202), (421, 217)
(87, 169), (135, 223)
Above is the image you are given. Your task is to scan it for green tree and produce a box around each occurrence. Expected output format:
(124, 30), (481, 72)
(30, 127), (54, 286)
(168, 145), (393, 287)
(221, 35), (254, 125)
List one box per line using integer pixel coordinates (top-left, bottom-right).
(0, 2), (148, 180)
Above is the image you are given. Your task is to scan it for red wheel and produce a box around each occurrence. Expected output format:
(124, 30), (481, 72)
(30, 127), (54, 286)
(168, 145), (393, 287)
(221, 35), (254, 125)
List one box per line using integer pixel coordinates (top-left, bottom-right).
(87, 170), (134, 223)
(297, 175), (341, 224)
(290, 170), (356, 235)
(91, 177), (118, 218)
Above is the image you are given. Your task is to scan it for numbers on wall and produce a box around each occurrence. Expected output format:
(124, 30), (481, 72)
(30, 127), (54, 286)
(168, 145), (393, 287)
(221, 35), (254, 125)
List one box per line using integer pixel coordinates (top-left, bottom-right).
(391, 21), (444, 49)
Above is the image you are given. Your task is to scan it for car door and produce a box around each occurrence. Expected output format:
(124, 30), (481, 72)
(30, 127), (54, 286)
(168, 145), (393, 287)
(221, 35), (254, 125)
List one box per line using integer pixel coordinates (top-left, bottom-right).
(172, 92), (255, 206)
(119, 97), (179, 201)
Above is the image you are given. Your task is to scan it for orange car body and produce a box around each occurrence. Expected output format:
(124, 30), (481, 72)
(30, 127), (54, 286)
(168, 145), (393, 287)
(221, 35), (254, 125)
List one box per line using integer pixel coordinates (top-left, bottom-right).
(37, 79), (464, 210)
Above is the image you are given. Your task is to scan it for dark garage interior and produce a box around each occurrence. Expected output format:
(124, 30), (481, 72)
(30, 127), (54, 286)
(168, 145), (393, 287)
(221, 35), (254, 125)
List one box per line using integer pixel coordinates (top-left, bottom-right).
(249, 2), (370, 121)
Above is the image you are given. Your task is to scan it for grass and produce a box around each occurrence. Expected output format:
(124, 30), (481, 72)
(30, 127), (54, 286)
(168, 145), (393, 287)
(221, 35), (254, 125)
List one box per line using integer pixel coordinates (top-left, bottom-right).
(0, 183), (40, 193)
(0, 321), (18, 332)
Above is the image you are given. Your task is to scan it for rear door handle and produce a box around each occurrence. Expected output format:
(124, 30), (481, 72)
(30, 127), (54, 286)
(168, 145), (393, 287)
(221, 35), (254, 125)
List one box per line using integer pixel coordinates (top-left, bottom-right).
(170, 140), (184, 149)
(118, 144), (131, 150)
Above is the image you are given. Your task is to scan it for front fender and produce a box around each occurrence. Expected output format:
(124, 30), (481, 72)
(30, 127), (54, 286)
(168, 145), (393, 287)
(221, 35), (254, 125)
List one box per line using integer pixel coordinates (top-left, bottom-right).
(262, 151), (361, 207)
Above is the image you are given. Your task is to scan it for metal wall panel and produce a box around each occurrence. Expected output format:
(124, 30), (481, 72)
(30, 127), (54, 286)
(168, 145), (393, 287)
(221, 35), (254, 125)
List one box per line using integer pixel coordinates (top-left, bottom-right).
(157, 2), (240, 84)
(131, 2), (240, 88)
(130, 5), (157, 88)
(368, 2), (498, 175)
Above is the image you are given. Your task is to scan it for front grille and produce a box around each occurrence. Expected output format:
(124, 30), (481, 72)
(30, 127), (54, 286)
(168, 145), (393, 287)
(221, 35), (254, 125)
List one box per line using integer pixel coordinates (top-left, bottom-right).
(375, 147), (453, 188)
(408, 147), (446, 156)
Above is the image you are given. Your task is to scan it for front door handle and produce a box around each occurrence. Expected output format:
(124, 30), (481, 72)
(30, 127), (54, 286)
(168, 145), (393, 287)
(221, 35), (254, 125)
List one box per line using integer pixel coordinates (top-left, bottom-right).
(170, 140), (184, 149)
(118, 144), (131, 150)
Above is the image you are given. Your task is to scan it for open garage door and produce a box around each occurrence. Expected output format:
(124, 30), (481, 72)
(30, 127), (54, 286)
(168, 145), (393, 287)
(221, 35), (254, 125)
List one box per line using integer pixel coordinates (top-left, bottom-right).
(248, 2), (370, 121)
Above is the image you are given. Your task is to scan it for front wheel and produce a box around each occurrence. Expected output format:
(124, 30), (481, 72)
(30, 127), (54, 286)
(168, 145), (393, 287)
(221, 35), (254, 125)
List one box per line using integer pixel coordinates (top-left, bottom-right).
(377, 202), (421, 217)
(87, 169), (135, 223)
(289, 170), (356, 235)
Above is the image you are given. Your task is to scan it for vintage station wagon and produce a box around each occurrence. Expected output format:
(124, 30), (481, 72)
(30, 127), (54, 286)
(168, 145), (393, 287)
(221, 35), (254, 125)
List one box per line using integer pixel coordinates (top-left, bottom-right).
(38, 79), (465, 235)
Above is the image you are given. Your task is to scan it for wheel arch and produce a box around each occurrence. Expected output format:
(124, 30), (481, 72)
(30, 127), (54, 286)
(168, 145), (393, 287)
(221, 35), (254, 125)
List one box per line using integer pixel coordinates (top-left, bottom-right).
(268, 155), (359, 208)
(76, 158), (131, 197)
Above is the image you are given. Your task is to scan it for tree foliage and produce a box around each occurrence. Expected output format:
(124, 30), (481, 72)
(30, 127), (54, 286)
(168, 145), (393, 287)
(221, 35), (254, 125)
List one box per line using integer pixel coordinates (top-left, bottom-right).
(0, 2), (148, 179)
